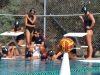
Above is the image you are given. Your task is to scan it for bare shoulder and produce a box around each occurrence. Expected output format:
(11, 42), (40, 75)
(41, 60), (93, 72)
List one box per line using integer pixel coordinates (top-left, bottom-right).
(88, 13), (94, 19)
(88, 13), (94, 17)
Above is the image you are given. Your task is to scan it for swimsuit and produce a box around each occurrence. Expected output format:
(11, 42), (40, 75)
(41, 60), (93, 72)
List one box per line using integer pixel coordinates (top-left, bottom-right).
(26, 16), (35, 33)
(83, 15), (92, 32)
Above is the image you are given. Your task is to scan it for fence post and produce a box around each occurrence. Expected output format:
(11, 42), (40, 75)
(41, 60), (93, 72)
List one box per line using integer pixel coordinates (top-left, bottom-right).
(44, 0), (46, 38)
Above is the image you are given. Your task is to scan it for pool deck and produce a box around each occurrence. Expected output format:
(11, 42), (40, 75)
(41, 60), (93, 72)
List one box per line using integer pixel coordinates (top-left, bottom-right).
(77, 57), (100, 60)
(1, 50), (100, 60)
(77, 51), (100, 60)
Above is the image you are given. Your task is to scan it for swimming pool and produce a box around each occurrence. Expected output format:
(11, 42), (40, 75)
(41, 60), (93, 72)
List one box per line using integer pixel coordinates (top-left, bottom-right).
(0, 59), (100, 75)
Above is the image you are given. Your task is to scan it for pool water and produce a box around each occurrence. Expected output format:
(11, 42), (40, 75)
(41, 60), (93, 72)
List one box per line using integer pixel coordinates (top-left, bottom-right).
(0, 59), (100, 75)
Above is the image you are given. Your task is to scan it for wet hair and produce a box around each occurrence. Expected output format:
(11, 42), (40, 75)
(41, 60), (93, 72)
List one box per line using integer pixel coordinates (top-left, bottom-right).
(29, 8), (35, 13)
(81, 6), (88, 14)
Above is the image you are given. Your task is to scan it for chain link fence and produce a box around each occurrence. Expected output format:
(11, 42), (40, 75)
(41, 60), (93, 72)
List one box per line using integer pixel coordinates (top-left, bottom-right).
(0, 0), (100, 55)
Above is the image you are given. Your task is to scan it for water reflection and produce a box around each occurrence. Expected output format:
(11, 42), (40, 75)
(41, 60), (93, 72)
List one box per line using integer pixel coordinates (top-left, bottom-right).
(71, 61), (100, 75)
(0, 59), (100, 75)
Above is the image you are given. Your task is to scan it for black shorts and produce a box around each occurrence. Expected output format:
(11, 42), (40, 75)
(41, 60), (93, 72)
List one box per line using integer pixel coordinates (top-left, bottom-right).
(16, 34), (25, 41)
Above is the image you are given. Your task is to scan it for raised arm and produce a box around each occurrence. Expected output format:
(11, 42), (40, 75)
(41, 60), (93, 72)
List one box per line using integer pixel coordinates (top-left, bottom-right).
(79, 16), (84, 24)
(8, 26), (14, 32)
(52, 51), (63, 60)
(26, 15), (37, 24)
(24, 14), (36, 27)
(15, 27), (24, 32)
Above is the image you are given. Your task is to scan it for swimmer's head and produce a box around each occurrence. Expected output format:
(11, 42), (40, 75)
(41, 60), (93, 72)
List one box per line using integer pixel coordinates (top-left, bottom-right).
(81, 6), (88, 14)
(29, 8), (35, 15)
(14, 20), (20, 28)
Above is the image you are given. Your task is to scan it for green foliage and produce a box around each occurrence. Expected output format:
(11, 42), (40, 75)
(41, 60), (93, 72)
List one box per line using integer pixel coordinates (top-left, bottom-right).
(0, 0), (20, 44)
(8, 0), (20, 13)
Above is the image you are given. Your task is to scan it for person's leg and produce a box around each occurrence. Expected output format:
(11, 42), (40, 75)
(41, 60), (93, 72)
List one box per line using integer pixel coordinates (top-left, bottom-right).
(25, 29), (31, 56)
(7, 46), (15, 58)
(12, 46), (17, 58)
(26, 29), (31, 47)
(7, 46), (13, 56)
(84, 36), (89, 57)
(32, 47), (40, 60)
(31, 31), (34, 41)
(7, 42), (15, 56)
(85, 30), (93, 60)
(39, 45), (46, 53)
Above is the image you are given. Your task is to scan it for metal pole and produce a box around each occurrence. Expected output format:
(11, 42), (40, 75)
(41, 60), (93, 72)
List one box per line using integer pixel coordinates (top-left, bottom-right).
(44, 0), (46, 38)
(12, 36), (22, 56)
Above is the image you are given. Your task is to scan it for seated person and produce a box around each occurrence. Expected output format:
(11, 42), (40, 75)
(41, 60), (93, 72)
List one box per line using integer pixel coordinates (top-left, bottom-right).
(26, 28), (46, 59)
(52, 45), (76, 60)
(2, 20), (25, 58)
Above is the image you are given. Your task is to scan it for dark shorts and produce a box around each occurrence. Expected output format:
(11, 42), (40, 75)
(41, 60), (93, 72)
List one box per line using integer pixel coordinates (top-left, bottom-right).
(16, 34), (25, 41)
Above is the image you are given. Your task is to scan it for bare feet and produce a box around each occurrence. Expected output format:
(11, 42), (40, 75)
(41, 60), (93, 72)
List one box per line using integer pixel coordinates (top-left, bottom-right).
(6, 56), (12, 58)
(12, 56), (16, 59)
(85, 57), (92, 60)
